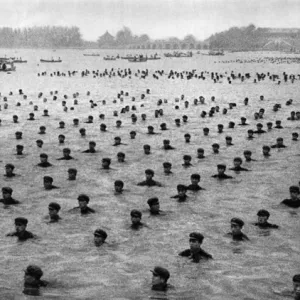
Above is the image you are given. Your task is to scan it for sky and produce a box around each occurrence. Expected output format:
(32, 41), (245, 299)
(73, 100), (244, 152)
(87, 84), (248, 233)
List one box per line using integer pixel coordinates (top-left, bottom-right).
(0, 0), (300, 41)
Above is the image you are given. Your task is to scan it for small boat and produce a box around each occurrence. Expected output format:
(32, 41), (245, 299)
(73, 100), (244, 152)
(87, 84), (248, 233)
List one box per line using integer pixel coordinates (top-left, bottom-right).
(40, 59), (62, 63)
(208, 50), (224, 56)
(103, 57), (117, 61)
(13, 59), (27, 63)
(0, 61), (16, 72)
(121, 56), (135, 59)
(147, 56), (161, 60)
(83, 54), (100, 56)
(128, 57), (147, 62)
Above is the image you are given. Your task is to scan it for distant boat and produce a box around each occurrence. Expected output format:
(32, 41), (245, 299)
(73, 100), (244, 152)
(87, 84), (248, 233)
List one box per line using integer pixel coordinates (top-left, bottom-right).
(13, 59), (27, 63)
(40, 59), (62, 63)
(164, 51), (192, 58)
(208, 50), (224, 56)
(103, 57), (117, 60)
(147, 56), (161, 60)
(128, 57), (147, 62)
(83, 54), (100, 57)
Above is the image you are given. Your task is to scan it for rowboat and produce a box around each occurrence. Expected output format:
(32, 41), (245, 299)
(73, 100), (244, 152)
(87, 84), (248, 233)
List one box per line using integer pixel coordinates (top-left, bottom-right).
(103, 57), (117, 60)
(40, 59), (62, 63)
(128, 57), (147, 62)
(0, 61), (16, 72)
(83, 54), (100, 56)
(13, 59), (27, 63)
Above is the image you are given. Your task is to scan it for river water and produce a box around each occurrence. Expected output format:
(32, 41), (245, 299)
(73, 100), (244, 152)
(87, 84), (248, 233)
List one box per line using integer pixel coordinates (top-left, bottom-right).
(0, 49), (299, 300)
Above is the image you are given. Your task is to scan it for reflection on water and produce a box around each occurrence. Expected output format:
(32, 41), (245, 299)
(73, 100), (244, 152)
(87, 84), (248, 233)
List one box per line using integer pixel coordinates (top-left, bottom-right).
(0, 49), (299, 299)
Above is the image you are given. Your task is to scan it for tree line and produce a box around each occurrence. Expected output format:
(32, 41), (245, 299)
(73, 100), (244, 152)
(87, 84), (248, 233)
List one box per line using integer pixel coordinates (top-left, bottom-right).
(0, 26), (83, 48)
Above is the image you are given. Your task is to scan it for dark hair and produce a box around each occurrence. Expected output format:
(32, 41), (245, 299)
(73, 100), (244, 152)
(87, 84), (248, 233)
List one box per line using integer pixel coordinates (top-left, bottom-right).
(191, 174), (200, 180)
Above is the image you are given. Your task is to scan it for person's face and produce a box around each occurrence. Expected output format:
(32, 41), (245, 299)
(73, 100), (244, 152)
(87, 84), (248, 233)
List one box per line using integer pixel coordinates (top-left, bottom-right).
(3, 192), (11, 199)
(244, 153), (251, 160)
(178, 189), (186, 197)
(116, 122), (121, 128)
(37, 142), (43, 148)
(258, 216), (268, 224)
(94, 235), (105, 246)
(203, 130), (209, 136)
(48, 207), (58, 218)
(293, 282), (300, 294)
(40, 128), (45, 133)
(258, 111), (264, 117)
(254, 114), (259, 119)
(218, 127), (223, 133)
(114, 185), (123, 193)
(59, 123), (65, 128)
(248, 132), (253, 137)
(263, 149), (270, 155)
(218, 167), (225, 174)
(16, 133), (22, 139)
(68, 172), (76, 180)
(150, 204), (160, 213)
(191, 178), (200, 185)
(290, 192), (299, 200)
(183, 159), (191, 165)
(197, 151), (204, 158)
(102, 161), (110, 169)
(257, 125), (262, 130)
(185, 136), (190, 142)
(144, 148), (150, 154)
(44, 182), (52, 190)
(5, 167), (13, 174)
(115, 139), (121, 145)
(233, 160), (241, 167)
(226, 139), (232, 145)
(13, 117), (18, 123)
(189, 239), (201, 251)
(231, 223), (242, 234)
(296, 113), (300, 120)
(80, 131), (86, 136)
(130, 133), (136, 139)
(117, 155), (125, 162)
(277, 140), (283, 146)
(292, 135), (298, 140)
(63, 151), (70, 157)
(152, 274), (164, 286)
(58, 137), (65, 143)
(40, 156), (47, 163)
(213, 147), (219, 153)
(73, 120), (79, 126)
(146, 173), (153, 181)
(164, 166), (171, 173)
(148, 127), (154, 133)
(131, 216), (141, 225)
(78, 200), (88, 209)
(89, 144), (95, 150)
(15, 224), (26, 233)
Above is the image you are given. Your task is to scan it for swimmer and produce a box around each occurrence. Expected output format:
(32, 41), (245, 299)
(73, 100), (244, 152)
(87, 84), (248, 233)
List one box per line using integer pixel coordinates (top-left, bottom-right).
(6, 217), (36, 241)
(130, 131), (136, 139)
(37, 153), (53, 167)
(217, 124), (224, 133)
(243, 150), (256, 162)
(94, 229), (107, 247)
(212, 164), (233, 179)
(292, 132), (298, 141)
(68, 168), (77, 180)
(85, 115), (93, 123)
(225, 136), (234, 146)
(58, 134), (65, 144)
(267, 122), (273, 130)
(57, 148), (74, 160)
(225, 218), (249, 241)
(262, 145), (271, 157)
(182, 155), (193, 167)
(184, 133), (191, 143)
(147, 126), (160, 135)
(160, 123), (168, 130)
(247, 129), (255, 140)
(271, 137), (286, 148)
(229, 157), (249, 171)
(36, 139), (43, 148)
(281, 186), (300, 208)
(171, 184), (188, 201)
(239, 117), (249, 126)
(203, 127), (209, 136)
(253, 209), (278, 229)
(162, 139), (175, 150)
(13, 115), (19, 123)
(27, 113), (35, 121)
(73, 118), (79, 126)
(187, 174), (204, 191)
(23, 265), (48, 296)
(82, 141), (97, 153)
(143, 144), (151, 155)
(179, 232), (212, 263)
(79, 128), (86, 136)
(228, 121), (235, 129)
(212, 143), (220, 154)
(4, 163), (16, 177)
(101, 158), (112, 170)
(147, 197), (166, 216)
(114, 180), (124, 194)
(58, 121), (65, 129)
(130, 209), (146, 230)
(117, 152), (125, 163)
(15, 131), (23, 140)
(69, 194), (95, 214)
(137, 169), (162, 187)
(43, 110), (49, 117)
(46, 202), (61, 223)
(16, 145), (24, 155)
(274, 120), (283, 129)
(151, 266), (170, 291)
(254, 123), (266, 134)
(38, 126), (46, 134)
(43, 176), (59, 190)
(113, 136), (127, 146)
(0, 187), (20, 205)
(163, 162), (172, 175)
(197, 148), (205, 159)
(116, 120), (122, 128)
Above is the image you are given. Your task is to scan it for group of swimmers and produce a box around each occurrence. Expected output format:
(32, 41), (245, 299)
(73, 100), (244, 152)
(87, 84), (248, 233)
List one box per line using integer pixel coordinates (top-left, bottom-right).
(0, 85), (300, 297)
